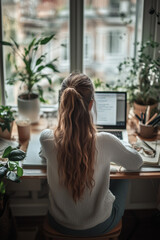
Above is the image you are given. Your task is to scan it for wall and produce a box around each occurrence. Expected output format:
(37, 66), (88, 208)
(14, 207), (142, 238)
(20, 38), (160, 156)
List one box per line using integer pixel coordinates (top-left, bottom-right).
(6, 178), (160, 217)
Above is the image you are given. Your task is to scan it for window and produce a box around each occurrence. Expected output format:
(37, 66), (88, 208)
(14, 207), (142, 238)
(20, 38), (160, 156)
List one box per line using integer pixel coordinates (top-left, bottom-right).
(84, 0), (143, 86)
(0, 0), (159, 105)
(1, 0), (69, 105)
(109, 0), (120, 13)
(106, 30), (124, 54)
(84, 35), (93, 63)
(61, 36), (69, 63)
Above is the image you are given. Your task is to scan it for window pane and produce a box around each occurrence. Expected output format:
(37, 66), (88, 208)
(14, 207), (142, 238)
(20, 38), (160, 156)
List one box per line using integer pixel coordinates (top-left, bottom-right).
(84, 0), (143, 87)
(2, 0), (69, 105)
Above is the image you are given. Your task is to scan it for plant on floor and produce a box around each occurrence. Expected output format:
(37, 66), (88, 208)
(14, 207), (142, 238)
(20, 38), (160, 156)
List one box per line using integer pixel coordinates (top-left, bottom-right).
(0, 105), (15, 132)
(0, 34), (59, 103)
(0, 146), (25, 212)
(116, 39), (160, 105)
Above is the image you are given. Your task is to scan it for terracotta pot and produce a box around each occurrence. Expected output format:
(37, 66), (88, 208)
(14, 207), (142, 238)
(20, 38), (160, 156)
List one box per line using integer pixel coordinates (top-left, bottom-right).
(138, 122), (158, 138)
(133, 102), (158, 118)
(0, 122), (13, 139)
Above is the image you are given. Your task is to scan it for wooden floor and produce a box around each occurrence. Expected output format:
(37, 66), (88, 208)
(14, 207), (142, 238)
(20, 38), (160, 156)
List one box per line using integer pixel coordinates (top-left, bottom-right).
(14, 209), (160, 240)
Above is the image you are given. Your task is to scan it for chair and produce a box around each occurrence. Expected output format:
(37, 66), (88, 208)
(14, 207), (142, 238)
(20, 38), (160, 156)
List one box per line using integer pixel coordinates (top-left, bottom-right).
(43, 216), (122, 240)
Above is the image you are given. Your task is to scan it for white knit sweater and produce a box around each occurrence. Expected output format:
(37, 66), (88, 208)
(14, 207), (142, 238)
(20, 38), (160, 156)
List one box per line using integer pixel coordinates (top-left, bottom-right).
(39, 129), (143, 230)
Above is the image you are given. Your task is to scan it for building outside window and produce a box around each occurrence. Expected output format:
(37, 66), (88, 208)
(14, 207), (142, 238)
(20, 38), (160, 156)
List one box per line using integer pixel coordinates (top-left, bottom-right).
(1, 0), (158, 106)
(84, 35), (93, 63)
(84, 0), (143, 86)
(1, 0), (69, 106)
(106, 30), (123, 54)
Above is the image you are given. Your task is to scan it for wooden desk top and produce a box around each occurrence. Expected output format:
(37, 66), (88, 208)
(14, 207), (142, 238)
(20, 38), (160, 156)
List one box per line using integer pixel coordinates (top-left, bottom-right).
(12, 117), (160, 179)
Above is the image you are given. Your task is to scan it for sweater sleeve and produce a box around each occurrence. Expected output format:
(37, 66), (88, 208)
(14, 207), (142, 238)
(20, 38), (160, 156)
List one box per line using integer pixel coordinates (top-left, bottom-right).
(39, 129), (54, 161)
(102, 132), (143, 170)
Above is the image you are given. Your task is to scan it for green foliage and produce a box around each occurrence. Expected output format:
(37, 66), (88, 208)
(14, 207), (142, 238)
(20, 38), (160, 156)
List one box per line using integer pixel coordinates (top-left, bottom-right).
(0, 146), (25, 196)
(117, 39), (160, 105)
(0, 180), (5, 196)
(0, 34), (59, 103)
(0, 105), (15, 132)
(93, 78), (105, 89)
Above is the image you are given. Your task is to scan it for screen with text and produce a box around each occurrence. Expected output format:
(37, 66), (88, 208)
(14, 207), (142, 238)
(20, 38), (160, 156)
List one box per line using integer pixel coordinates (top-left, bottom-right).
(93, 92), (126, 127)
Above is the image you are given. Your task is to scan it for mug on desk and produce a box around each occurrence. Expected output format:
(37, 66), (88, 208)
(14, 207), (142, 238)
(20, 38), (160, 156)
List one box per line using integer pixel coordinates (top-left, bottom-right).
(138, 122), (158, 139)
(16, 118), (31, 141)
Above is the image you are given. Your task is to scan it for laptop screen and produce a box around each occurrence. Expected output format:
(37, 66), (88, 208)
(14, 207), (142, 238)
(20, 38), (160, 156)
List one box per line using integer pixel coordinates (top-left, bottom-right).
(93, 91), (127, 129)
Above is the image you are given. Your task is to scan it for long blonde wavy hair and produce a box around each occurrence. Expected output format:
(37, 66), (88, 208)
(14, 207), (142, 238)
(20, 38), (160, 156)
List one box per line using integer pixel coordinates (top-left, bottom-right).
(54, 73), (96, 202)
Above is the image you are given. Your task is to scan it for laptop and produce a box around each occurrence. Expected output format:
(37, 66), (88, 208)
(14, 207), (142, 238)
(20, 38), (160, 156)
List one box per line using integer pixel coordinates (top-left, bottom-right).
(22, 133), (46, 168)
(93, 91), (128, 141)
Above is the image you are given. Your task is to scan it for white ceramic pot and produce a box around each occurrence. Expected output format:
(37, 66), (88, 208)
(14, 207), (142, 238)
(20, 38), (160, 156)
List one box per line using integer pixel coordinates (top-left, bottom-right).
(18, 93), (40, 124)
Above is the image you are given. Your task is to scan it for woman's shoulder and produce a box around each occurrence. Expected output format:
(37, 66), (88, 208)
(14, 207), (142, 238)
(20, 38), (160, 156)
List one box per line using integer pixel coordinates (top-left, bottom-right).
(40, 129), (54, 142)
(96, 131), (117, 142)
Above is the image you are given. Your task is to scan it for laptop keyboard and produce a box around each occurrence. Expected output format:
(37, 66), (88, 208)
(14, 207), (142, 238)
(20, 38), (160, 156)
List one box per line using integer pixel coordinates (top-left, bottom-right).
(107, 131), (122, 139)
(97, 130), (123, 140)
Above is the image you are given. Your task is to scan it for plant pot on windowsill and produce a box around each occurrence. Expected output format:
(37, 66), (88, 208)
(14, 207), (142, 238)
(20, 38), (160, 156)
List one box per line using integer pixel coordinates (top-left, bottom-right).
(0, 122), (13, 140)
(0, 34), (59, 125)
(0, 106), (15, 139)
(18, 93), (40, 124)
(133, 100), (158, 118)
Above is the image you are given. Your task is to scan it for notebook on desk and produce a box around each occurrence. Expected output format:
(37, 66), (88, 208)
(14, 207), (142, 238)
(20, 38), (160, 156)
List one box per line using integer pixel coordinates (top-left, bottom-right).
(22, 133), (46, 168)
(93, 91), (128, 141)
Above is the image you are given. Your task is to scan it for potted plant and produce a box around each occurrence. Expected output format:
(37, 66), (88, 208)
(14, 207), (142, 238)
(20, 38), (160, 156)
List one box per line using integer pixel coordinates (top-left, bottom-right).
(0, 34), (59, 123)
(0, 146), (25, 240)
(117, 39), (160, 116)
(0, 105), (15, 139)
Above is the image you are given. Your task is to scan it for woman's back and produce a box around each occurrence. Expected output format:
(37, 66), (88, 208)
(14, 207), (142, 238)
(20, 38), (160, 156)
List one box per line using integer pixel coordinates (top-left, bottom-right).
(40, 73), (143, 236)
(40, 128), (142, 230)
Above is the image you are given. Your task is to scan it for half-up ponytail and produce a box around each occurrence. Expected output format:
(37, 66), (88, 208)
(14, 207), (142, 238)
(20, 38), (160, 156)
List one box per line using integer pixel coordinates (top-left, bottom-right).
(54, 73), (96, 202)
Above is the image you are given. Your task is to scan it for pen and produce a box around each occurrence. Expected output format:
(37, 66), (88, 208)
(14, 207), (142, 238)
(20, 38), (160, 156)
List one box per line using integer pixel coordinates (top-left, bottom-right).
(142, 140), (156, 154)
(146, 113), (158, 125)
(154, 141), (157, 157)
(143, 111), (146, 124)
(149, 115), (160, 126)
(141, 112), (144, 122)
(145, 106), (151, 123)
(152, 118), (160, 126)
(141, 112), (145, 124)
(135, 114), (141, 121)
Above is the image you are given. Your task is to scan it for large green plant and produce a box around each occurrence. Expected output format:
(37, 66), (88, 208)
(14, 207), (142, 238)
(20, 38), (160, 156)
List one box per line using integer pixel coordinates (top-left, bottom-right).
(0, 34), (59, 103)
(117, 40), (160, 105)
(0, 105), (15, 132)
(0, 146), (25, 211)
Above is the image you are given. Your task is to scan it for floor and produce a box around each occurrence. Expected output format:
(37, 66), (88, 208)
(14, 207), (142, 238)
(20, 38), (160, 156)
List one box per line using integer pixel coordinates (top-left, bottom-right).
(119, 209), (160, 240)
(13, 209), (160, 240)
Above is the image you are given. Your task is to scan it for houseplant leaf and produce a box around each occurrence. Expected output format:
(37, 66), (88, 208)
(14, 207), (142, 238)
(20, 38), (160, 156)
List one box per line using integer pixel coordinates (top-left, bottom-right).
(8, 149), (26, 161)
(6, 171), (20, 183)
(0, 166), (8, 178)
(40, 34), (55, 45)
(0, 40), (13, 46)
(17, 166), (23, 177)
(2, 146), (12, 158)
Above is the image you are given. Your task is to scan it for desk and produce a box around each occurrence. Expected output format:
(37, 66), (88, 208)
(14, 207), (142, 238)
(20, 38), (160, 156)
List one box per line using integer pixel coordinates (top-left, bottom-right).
(12, 117), (160, 179)
(9, 117), (160, 215)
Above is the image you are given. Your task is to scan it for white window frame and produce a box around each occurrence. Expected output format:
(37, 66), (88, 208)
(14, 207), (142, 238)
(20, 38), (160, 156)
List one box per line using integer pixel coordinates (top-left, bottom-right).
(0, 0), (160, 105)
